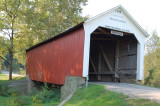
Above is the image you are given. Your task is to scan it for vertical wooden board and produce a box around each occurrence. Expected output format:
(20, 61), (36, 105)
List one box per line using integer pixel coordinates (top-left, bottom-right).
(26, 27), (85, 85)
(115, 41), (119, 70)
(98, 50), (101, 72)
(128, 41), (137, 54)
(101, 75), (114, 82)
(118, 37), (137, 70)
(101, 42), (115, 71)
(102, 41), (116, 57)
(89, 41), (99, 70)
(119, 39), (137, 56)
(100, 47), (113, 72)
(89, 74), (97, 81)
(90, 52), (98, 73)
(119, 55), (137, 69)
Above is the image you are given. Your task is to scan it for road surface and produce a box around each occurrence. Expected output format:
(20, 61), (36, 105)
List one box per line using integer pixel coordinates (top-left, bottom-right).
(91, 82), (160, 103)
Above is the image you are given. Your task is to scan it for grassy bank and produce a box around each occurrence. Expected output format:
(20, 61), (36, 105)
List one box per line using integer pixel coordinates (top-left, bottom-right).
(1, 74), (159, 106)
(65, 84), (159, 106)
(0, 74), (25, 84)
(0, 74), (60, 106)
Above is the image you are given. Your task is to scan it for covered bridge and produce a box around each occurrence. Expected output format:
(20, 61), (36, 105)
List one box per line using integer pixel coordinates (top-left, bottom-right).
(26, 5), (148, 85)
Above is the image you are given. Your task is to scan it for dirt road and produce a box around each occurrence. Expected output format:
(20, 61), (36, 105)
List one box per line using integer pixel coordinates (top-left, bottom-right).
(91, 82), (160, 103)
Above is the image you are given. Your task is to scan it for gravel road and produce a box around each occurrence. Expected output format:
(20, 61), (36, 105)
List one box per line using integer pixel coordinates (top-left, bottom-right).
(91, 82), (160, 103)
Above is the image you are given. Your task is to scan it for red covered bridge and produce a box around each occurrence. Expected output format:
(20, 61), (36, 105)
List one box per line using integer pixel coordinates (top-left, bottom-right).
(26, 6), (148, 85)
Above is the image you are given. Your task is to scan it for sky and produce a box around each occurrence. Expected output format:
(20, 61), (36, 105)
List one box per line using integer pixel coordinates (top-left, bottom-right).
(82, 0), (160, 35)
(1, 0), (159, 37)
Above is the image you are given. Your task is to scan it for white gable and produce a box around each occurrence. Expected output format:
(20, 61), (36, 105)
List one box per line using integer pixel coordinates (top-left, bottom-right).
(84, 5), (148, 43)
(82, 5), (147, 80)
(85, 5), (148, 37)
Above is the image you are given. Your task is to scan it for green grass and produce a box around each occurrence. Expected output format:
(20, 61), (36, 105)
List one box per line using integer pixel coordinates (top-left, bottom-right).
(0, 74), (25, 84)
(0, 74), (159, 106)
(0, 96), (12, 106)
(65, 84), (160, 106)
(0, 73), (60, 106)
(0, 74), (26, 105)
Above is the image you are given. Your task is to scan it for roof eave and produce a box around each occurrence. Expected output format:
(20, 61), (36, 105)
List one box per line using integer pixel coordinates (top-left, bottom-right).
(26, 22), (84, 52)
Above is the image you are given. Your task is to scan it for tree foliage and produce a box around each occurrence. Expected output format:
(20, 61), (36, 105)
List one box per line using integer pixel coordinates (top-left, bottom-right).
(144, 30), (160, 87)
(0, 36), (9, 70)
(14, 0), (88, 66)
(0, 0), (22, 80)
(0, 0), (88, 75)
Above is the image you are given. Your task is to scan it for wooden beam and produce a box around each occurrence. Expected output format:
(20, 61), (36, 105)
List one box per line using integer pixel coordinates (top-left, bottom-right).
(98, 28), (110, 35)
(98, 51), (101, 72)
(115, 41), (120, 78)
(119, 54), (137, 57)
(100, 47), (113, 72)
(119, 68), (137, 70)
(89, 56), (97, 72)
(91, 38), (112, 40)
(89, 72), (115, 75)
(97, 51), (102, 80)
(92, 32), (104, 35)
(115, 41), (119, 71)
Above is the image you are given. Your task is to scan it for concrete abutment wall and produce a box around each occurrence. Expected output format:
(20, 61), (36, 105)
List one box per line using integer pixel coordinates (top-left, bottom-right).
(61, 76), (86, 100)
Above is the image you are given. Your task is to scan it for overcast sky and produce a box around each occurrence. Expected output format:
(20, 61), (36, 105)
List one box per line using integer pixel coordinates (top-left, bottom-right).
(82, 0), (160, 35)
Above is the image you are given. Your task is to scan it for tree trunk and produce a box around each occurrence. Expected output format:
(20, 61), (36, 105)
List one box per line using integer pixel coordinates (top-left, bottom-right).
(9, 19), (14, 80)
(9, 50), (13, 80)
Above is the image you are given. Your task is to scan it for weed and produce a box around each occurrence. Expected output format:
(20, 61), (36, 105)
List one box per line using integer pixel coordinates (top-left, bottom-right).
(30, 87), (39, 96)
(32, 83), (60, 104)
(144, 67), (156, 86)
(0, 82), (9, 96)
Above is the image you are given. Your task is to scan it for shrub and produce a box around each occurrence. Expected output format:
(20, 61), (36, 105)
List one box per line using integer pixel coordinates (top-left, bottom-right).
(30, 87), (39, 96)
(144, 67), (156, 86)
(4, 82), (61, 105)
(0, 82), (10, 96)
(32, 83), (60, 104)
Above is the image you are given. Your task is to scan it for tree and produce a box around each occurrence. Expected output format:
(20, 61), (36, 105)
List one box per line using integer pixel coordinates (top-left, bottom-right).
(0, 0), (21, 80)
(0, 0), (88, 79)
(23, 0), (88, 41)
(144, 30), (160, 87)
(14, 0), (88, 66)
(0, 36), (9, 71)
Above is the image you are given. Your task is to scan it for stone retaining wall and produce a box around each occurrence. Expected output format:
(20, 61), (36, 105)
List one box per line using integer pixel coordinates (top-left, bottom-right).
(61, 76), (86, 100)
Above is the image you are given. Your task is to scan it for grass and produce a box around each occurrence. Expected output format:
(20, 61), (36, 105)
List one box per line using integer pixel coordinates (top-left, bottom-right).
(0, 74), (25, 84)
(0, 73), (60, 106)
(0, 74), (159, 105)
(0, 96), (12, 106)
(0, 74), (26, 105)
(65, 84), (160, 106)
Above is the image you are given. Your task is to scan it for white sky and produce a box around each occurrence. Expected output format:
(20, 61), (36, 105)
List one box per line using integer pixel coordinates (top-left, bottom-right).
(82, 0), (160, 35)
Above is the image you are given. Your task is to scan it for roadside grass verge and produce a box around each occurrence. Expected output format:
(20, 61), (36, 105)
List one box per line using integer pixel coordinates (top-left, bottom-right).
(65, 84), (160, 106)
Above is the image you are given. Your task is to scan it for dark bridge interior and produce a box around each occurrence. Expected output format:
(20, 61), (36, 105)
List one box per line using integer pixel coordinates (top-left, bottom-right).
(89, 27), (138, 82)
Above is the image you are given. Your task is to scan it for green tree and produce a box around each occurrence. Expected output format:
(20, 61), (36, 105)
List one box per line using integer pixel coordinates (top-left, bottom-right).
(144, 30), (160, 87)
(0, 0), (21, 80)
(0, 0), (88, 78)
(0, 36), (9, 71)
(14, 0), (88, 66)
(22, 0), (88, 41)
